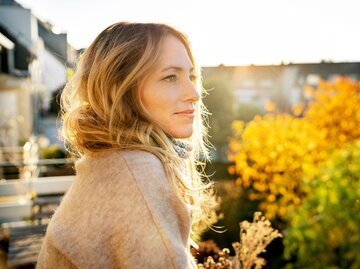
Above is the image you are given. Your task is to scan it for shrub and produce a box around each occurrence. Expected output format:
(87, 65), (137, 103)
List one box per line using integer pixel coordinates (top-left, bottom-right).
(283, 139), (360, 268)
(196, 212), (282, 269)
(228, 77), (360, 221)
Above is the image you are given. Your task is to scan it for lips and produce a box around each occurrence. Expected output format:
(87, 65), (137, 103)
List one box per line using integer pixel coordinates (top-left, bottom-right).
(175, 109), (195, 115)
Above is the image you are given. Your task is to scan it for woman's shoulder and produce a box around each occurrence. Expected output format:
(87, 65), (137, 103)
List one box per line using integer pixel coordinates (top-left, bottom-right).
(118, 150), (164, 169)
(118, 150), (169, 185)
(76, 150), (164, 173)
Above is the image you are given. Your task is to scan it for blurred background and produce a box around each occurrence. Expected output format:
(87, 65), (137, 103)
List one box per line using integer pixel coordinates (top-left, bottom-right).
(0, 0), (359, 268)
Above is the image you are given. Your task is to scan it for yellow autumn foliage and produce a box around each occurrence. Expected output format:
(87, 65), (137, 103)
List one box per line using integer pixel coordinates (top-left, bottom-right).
(305, 77), (360, 147)
(228, 77), (360, 220)
(228, 115), (327, 219)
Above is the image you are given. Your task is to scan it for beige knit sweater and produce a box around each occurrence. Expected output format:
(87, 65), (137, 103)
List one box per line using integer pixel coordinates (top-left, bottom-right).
(37, 150), (198, 269)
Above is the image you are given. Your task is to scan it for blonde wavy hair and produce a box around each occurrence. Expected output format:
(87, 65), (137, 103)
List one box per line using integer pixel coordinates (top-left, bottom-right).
(61, 22), (220, 237)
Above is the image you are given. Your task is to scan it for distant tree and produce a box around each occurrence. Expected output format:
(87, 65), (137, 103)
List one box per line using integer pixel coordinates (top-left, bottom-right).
(203, 73), (235, 161)
(48, 86), (63, 116)
(228, 76), (360, 220)
(228, 115), (326, 220)
(304, 77), (360, 147)
(236, 103), (264, 123)
(48, 69), (73, 116)
(284, 139), (360, 268)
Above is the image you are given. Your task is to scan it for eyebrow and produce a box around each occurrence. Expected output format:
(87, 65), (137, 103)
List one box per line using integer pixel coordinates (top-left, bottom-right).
(160, 66), (194, 73)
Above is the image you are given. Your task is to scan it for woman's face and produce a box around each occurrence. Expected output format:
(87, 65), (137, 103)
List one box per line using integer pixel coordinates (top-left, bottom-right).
(140, 34), (200, 138)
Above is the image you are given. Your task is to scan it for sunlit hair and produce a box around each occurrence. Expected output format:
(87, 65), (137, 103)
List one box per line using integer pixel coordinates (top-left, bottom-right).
(61, 22), (219, 236)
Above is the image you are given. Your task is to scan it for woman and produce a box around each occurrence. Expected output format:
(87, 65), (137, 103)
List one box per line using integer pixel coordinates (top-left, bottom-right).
(37, 22), (218, 269)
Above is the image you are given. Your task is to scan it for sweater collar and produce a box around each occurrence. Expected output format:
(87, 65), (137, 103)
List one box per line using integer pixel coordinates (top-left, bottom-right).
(170, 139), (193, 159)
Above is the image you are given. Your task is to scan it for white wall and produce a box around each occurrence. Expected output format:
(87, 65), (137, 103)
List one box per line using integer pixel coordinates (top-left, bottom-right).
(0, 6), (36, 51)
(0, 89), (18, 147)
(0, 74), (33, 146)
(281, 66), (301, 105)
(39, 48), (67, 110)
(0, 5), (68, 143)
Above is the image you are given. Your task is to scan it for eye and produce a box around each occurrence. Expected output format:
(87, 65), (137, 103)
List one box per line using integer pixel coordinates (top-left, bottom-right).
(163, 74), (177, 82)
(189, 74), (197, 82)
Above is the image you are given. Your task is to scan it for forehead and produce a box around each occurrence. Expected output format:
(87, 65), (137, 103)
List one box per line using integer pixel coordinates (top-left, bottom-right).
(154, 35), (193, 71)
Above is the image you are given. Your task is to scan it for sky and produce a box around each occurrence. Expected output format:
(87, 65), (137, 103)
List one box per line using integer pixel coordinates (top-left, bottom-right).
(16, 0), (360, 67)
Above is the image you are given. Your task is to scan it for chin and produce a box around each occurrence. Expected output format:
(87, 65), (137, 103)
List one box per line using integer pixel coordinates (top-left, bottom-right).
(170, 127), (193, 139)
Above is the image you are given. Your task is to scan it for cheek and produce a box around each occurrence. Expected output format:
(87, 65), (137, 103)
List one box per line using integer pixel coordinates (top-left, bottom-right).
(142, 95), (194, 138)
(141, 83), (189, 137)
(141, 90), (174, 125)
(144, 95), (167, 114)
(143, 89), (178, 114)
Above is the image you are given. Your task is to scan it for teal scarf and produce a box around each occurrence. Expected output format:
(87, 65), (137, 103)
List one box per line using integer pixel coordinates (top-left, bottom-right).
(171, 139), (193, 159)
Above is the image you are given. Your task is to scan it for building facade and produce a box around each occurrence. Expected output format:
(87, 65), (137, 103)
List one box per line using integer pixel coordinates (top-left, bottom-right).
(0, 0), (77, 147)
(203, 62), (360, 113)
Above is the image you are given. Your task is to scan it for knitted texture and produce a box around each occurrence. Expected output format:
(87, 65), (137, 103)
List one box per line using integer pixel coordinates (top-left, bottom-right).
(171, 139), (193, 159)
(37, 150), (198, 269)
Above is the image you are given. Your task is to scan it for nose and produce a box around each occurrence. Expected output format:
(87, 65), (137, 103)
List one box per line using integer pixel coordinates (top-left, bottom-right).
(183, 79), (200, 103)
